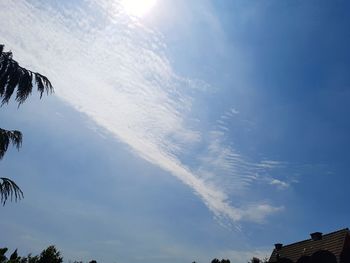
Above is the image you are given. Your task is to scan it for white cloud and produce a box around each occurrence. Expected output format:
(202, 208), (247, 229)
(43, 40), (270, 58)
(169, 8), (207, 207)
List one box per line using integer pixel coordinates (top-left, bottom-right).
(231, 108), (240, 115)
(0, 0), (282, 224)
(270, 179), (290, 189)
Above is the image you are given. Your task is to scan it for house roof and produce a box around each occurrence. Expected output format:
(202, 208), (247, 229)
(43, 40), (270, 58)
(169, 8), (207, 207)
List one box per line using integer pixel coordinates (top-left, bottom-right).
(268, 228), (350, 262)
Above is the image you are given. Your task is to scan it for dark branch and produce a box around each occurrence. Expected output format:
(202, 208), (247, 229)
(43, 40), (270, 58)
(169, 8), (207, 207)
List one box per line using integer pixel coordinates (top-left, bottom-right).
(0, 128), (22, 160)
(0, 44), (53, 106)
(0, 177), (24, 205)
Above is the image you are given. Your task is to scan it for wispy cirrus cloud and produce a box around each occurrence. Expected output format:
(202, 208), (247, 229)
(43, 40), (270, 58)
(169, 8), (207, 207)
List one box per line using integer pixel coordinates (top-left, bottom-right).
(0, 0), (283, 224)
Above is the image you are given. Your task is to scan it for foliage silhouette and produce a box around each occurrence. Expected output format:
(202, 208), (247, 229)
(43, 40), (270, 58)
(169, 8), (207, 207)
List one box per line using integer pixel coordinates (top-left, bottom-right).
(0, 246), (97, 263)
(248, 257), (268, 263)
(0, 128), (22, 159)
(0, 177), (23, 206)
(211, 258), (230, 263)
(0, 44), (53, 205)
(0, 45), (52, 105)
(0, 248), (8, 263)
(0, 248), (21, 263)
(24, 254), (40, 263)
(9, 249), (18, 262)
(38, 246), (62, 263)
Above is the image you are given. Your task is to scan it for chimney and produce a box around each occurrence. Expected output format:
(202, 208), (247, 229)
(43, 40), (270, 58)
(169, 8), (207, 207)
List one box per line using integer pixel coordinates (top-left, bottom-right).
(274, 243), (283, 251)
(310, 232), (323, 241)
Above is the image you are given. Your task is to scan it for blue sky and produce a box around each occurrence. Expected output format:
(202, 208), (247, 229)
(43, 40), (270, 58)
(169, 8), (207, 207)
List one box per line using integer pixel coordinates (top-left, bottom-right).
(1, 0), (350, 262)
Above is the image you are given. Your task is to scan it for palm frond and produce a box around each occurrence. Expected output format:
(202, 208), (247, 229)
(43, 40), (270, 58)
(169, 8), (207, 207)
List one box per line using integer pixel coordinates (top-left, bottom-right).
(0, 177), (23, 205)
(0, 128), (22, 159)
(0, 44), (53, 105)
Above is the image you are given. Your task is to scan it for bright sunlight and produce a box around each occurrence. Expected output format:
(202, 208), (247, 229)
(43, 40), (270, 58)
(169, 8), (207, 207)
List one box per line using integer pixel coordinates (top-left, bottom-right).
(121, 0), (157, 17)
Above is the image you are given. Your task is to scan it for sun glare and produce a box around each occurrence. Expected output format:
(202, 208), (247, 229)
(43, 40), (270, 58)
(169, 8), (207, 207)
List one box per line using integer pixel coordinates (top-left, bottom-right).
(121, 0), (157, 17)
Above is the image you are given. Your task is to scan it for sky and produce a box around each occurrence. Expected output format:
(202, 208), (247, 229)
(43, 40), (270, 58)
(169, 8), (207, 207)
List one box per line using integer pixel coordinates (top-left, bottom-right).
(1, 0), (350, 262)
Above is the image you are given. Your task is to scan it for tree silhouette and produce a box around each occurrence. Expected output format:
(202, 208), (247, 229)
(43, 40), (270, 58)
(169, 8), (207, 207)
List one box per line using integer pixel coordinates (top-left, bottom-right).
(211, 258), (231, 263)
(0, 246), (64, 263)
(38, 246), (62, 263)
(0, 248), (22, 263)
(9, 249), (20, 263)
(0, 44), (53, 204)
(248, 257), (269, 263)
(0, 248), (8, 263)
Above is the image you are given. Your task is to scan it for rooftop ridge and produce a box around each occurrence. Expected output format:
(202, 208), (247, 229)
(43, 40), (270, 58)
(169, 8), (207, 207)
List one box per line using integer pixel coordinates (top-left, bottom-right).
(274, 228), (350, 250)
